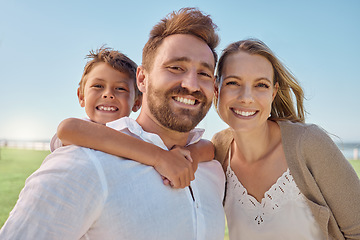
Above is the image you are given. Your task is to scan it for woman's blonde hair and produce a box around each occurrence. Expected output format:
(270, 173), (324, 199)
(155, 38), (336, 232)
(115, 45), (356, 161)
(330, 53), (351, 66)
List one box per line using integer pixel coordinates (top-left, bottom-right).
(215, 38), (305, 123)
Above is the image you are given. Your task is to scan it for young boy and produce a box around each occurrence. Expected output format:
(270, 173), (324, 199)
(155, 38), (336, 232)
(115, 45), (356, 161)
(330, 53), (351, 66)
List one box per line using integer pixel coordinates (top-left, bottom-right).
(53, 47), (214, 188)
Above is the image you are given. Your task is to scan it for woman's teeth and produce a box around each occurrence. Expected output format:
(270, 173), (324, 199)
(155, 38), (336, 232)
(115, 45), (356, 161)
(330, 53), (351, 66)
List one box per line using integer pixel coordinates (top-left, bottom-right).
(233, 109), (256, 117)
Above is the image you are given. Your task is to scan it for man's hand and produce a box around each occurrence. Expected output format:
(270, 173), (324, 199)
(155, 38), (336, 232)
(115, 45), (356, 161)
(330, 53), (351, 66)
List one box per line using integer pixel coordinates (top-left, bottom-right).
(153, 147), (195, 189)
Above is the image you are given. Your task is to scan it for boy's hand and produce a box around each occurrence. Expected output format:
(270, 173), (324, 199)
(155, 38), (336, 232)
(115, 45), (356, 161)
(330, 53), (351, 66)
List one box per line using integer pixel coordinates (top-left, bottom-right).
(154, 147), (194, 189)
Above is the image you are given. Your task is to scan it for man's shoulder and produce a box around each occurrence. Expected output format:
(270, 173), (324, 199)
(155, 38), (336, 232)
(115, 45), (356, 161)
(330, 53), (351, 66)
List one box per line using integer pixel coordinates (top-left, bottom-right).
(197, 160), (225, 181)
(43, 145), (106, 171)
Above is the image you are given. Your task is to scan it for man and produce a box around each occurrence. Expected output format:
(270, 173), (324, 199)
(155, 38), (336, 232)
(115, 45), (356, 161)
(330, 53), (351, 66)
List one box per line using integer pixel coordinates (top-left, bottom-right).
(0, 8), (225, 240)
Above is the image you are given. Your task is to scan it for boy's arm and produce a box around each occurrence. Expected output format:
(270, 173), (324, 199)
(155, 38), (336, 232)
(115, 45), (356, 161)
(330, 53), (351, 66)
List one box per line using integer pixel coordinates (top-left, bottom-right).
(57, 118), (194, 188)
(185, 139), (215, 172)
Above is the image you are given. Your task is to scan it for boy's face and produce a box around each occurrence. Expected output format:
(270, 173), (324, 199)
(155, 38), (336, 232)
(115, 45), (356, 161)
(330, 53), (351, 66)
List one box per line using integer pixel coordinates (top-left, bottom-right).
(78, 62), (138, 124)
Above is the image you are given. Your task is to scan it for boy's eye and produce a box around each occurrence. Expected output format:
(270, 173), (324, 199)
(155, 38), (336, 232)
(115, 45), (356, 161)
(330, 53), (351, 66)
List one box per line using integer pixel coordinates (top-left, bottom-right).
(116, 87), (128, 92)
(93, 84), (103, 88)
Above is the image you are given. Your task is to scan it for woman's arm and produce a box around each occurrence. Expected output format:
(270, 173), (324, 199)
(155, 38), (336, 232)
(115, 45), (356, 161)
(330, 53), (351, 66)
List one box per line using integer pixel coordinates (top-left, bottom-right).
(57, 118), (195, 189)
(302, 125), (360, 238)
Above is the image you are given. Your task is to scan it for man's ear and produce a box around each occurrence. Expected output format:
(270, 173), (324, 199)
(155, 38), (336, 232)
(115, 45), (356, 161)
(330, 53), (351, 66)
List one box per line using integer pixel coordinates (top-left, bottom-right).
(132, 96), (142, 112)
(136, 66), (147, 94)
(77, 88), (85, 108)
(214, 83), (219, 99)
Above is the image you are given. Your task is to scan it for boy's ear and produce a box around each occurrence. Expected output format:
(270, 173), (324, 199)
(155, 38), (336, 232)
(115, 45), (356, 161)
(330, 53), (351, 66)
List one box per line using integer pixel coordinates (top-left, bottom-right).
(132, 97), (142, 112)
(77, 88), (85, 108)
(136, 66), (147, 93)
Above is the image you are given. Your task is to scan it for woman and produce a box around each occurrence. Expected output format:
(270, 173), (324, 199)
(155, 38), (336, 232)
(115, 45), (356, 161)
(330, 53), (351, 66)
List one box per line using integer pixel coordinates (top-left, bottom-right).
(212, 39), (360, 239)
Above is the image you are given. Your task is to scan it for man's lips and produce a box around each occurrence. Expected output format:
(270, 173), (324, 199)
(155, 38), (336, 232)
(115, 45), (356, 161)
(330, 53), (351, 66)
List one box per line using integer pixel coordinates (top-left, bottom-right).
(173, 96), (197, 106)
(96, 105), (119, 112)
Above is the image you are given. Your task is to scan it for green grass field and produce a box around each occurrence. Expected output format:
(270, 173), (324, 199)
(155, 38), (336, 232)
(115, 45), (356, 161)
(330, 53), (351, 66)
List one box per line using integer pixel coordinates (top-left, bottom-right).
(0, 147), (359, 239)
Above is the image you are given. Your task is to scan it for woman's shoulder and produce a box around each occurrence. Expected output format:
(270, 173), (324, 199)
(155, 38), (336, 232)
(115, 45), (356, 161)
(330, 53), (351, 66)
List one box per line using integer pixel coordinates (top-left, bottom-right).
(277, 120), (328, 141)
(211, 128), (233, 169)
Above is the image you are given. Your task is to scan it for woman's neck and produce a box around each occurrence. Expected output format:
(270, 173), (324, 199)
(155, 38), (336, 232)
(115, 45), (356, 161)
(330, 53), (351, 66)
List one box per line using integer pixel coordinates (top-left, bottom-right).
(232, 120), (280, 164)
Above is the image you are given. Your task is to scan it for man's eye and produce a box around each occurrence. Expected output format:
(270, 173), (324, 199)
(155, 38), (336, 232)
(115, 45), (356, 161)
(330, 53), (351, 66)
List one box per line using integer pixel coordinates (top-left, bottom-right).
(199, 72), (212, 78)
(167, 66), (183, 71)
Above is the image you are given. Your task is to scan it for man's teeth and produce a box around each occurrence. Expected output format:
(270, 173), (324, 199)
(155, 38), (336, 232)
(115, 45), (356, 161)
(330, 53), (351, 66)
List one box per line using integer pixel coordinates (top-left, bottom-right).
(174, 96), (196, 105)
(98, 106), (117, 112)
(233, 109), (256, 117)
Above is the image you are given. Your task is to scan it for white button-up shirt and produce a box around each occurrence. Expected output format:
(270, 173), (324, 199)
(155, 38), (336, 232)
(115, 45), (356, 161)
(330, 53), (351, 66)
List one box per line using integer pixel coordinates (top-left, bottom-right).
(0, 117), (225, 240)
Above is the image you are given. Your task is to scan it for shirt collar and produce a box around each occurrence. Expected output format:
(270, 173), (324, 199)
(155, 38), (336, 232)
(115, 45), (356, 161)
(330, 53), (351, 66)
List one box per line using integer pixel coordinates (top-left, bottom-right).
(106, 117), (204, 150)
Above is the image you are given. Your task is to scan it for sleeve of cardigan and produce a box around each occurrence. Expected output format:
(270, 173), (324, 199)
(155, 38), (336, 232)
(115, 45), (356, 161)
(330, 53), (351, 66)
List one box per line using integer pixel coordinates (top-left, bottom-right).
(301, 124), (360, 239)
(211, 128), (233, 171)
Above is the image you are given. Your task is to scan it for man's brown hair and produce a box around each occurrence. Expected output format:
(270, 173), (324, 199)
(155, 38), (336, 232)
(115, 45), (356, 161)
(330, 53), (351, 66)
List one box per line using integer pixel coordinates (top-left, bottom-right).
(142, 7), (219, 71)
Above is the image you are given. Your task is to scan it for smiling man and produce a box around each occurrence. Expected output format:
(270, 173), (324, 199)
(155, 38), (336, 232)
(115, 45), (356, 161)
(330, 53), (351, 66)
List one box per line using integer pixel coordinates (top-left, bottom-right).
(0, 8), (225, 240)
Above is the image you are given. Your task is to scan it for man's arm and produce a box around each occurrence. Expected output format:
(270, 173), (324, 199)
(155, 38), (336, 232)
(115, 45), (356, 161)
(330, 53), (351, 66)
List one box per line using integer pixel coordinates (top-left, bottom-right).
(0, 148), (105, 239)
(57, 118), (195, 188)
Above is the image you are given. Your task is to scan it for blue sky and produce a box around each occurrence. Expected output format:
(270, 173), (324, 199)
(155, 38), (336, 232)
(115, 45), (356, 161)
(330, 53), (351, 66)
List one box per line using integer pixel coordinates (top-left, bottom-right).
(1, 0), (359, 143)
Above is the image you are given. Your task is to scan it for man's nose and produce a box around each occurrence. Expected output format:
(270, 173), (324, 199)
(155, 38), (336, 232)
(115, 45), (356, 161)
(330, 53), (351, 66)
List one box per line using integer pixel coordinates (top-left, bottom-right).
(181, 71), (200, 92)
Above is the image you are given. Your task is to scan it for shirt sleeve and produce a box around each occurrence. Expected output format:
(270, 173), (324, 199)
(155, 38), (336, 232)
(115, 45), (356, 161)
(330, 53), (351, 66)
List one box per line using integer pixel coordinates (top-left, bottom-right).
(0, 146), (107, 240)
(302, 125), (360, 238)
(50, 133), (63, 152)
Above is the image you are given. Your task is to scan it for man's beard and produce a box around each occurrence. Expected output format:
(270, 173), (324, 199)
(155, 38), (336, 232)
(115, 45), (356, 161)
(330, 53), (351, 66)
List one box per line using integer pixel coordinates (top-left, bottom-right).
(147, 84), (211, 132)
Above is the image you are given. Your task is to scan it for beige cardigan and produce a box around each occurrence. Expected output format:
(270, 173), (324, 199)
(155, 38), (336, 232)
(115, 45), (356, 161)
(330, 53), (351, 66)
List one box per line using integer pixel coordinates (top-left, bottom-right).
(212, 120), (360, 240)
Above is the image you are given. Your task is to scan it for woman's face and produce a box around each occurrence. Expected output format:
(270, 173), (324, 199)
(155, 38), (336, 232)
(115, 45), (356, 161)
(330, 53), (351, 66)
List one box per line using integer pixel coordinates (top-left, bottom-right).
(217, 51), (278, 132)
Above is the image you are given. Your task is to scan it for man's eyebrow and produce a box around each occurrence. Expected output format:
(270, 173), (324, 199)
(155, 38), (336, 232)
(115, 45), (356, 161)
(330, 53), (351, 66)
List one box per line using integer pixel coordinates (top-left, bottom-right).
(164, 57), (214, 71)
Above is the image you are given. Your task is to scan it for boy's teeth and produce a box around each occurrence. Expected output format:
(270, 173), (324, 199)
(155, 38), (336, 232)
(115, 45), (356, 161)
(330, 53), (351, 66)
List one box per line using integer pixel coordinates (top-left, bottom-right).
(233, 109), (256, 117)
(174, 96), (196, 105)
(98, 106), (117, 112)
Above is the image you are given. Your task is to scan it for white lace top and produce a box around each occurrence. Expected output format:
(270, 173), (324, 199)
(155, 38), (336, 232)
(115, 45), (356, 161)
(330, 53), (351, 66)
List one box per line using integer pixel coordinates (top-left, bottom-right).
(224, 149), (325, 240)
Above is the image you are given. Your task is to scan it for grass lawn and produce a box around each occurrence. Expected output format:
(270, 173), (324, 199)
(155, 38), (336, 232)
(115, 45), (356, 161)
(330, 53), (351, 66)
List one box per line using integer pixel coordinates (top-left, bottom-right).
(0, 147), (359, 239)
(0, 148), (50, 227)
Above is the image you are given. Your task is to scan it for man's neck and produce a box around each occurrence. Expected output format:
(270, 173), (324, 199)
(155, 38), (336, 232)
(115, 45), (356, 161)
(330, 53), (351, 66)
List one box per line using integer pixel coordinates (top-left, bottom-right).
(136, 110), (190, 149)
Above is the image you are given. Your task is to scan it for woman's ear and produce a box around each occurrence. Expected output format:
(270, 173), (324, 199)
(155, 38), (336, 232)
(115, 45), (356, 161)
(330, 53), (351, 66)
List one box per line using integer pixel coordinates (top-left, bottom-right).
(136, 66), (147, 94)
(77, 88), (85, 108)
(272, 82), (279, 101)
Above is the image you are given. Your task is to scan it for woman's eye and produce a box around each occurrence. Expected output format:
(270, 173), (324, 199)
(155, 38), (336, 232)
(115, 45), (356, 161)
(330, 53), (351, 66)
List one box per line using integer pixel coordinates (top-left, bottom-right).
(256, 83), (270, 88)
(93, 84), (103, 88)
(225, 81), (238, 86)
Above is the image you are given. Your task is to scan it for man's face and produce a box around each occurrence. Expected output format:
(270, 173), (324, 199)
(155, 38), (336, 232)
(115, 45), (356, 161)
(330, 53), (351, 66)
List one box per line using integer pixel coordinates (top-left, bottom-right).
(141, 34), (215, 132)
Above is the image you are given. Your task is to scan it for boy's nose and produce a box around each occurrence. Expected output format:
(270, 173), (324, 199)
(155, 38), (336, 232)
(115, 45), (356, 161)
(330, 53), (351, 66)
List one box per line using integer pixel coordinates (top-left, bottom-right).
(102, 90), (114, 99)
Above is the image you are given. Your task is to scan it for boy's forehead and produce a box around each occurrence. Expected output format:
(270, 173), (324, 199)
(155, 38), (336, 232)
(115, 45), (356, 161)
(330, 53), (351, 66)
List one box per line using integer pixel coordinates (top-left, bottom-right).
(86, 63), (135, 83)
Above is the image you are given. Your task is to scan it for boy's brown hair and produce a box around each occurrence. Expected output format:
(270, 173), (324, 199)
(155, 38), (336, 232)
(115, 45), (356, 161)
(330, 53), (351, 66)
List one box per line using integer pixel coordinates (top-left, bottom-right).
(79, 47), (141, 100)
(142, 7), (219, 71)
